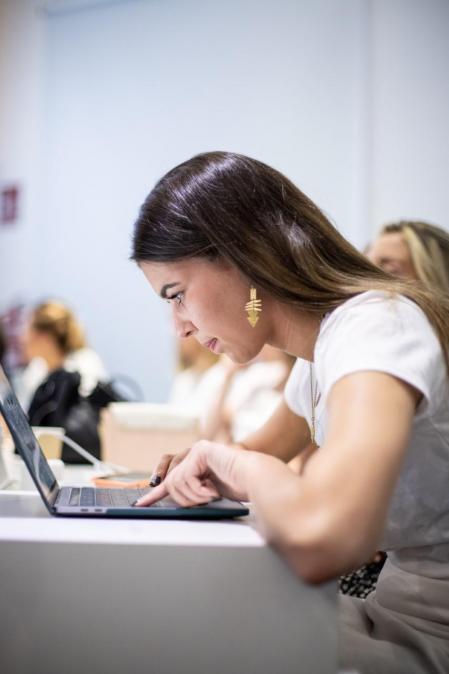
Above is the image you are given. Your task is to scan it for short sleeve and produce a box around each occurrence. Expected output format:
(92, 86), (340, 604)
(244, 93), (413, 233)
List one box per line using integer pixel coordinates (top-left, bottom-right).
(315, 293), (444, 415)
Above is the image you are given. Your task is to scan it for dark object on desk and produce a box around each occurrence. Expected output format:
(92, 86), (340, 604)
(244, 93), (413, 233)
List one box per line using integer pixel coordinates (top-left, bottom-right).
(27, 369), (127, 463)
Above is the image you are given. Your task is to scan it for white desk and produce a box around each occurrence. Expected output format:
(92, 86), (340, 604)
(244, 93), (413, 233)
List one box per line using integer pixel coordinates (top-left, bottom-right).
(0, 491), (337, 674)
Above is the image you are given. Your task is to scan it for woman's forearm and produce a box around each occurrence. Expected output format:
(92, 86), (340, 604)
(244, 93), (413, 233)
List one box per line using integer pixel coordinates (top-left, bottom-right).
(238, 451), (373, 583)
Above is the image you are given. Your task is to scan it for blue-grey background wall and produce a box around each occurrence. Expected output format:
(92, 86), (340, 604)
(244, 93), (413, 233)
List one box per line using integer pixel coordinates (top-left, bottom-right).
(1, 0), (448, 400)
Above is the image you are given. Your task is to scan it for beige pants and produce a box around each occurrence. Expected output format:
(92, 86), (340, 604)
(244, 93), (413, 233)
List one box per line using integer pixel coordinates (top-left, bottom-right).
(339, 558), (449, 674)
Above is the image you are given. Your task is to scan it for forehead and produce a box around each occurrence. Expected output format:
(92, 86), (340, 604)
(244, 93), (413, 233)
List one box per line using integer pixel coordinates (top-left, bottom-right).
(372, 232), (411, 260)
(140, 258), (226, 291)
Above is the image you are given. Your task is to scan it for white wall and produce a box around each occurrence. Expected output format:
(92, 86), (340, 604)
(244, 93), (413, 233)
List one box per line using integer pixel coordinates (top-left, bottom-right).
(1, 0), (448, 400)
(0, 0), (45, 301)
(370, 0), (449, 228)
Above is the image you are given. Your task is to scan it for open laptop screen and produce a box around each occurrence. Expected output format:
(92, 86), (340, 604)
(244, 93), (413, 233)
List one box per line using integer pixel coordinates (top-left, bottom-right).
(0, 365), (57, 503)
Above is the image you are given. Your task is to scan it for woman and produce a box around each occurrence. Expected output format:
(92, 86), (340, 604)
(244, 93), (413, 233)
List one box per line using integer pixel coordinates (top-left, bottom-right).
(131, 152), (449, 673)
(171, 343), (293, 443)
(19, 300), (107, 408)
(367, 220), (449, 292)
(198, 346), (294, 443)
(21, 300), (108, 461)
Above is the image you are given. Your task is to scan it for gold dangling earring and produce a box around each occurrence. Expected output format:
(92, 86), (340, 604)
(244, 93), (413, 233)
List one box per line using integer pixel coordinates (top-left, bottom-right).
(245, 286), (262, 327)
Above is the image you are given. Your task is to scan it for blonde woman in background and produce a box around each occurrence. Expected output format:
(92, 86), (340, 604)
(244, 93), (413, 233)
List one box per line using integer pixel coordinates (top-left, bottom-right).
(169, 335), (219, 409)
(367, 220), (449, 293)
(18, 300), (107, 409)
(199, 346), (294, 443)
(169, 337), (293, 443)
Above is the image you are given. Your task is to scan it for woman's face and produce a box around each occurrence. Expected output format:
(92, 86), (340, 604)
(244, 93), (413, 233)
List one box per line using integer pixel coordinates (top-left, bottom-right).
(21, 323), (48, 362)
(140, 258), (269, 364)
(367, 232), (418, 279)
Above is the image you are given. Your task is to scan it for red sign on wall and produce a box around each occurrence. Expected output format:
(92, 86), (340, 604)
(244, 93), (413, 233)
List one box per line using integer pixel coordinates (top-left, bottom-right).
(1, 185), (20, 224)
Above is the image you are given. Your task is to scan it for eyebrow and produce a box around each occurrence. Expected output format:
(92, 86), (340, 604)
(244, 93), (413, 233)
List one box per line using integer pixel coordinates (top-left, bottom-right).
(160, 282), (181, 299)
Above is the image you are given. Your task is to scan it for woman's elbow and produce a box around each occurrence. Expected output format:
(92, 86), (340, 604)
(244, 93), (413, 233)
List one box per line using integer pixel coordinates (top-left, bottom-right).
(270, 511), (376, 584)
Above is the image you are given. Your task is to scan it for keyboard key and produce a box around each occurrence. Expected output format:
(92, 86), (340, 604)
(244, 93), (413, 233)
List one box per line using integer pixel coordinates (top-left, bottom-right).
(80, 488), (95, 507)
(55, 487), (71, 506)
(95, 490), (112, 507)
(68, 488), (80, 506)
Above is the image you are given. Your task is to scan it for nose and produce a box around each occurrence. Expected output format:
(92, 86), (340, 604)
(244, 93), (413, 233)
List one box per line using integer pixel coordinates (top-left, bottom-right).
(172, 309), (196, 339)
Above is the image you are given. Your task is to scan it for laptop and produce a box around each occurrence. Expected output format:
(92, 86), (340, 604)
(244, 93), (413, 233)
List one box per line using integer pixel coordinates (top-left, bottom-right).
(0, 365), (249, 519)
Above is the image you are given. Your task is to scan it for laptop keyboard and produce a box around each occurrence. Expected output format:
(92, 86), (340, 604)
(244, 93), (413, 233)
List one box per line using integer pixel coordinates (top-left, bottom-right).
(55, 486), (177, 509)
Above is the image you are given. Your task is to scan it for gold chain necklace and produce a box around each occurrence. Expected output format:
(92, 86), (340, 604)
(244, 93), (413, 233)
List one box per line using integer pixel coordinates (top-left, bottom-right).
(309, 361), (320, 445)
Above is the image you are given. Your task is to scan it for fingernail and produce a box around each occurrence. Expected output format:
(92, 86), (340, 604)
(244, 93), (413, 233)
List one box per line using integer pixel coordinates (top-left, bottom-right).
(149, 475), (161, 487)
(132, 500), (140, 506)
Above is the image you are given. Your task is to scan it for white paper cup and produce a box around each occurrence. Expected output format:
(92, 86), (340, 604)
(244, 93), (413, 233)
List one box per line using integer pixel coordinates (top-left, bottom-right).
(32, 426), (64, 460)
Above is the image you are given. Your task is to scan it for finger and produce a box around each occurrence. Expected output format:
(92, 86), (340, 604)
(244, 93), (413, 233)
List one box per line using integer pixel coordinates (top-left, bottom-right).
(149, 453), (175, 485)
(166, 447), (191, 475)
(200, 478), (220, 498)
(134, 482), (168, 507)
(186, 475), (220, 499)
(166, 482), (199, 508)
(172, 475), (217, 505)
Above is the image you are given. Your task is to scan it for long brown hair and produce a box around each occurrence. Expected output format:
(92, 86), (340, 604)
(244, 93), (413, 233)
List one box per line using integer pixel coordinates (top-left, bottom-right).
(132, 151), (449, 372)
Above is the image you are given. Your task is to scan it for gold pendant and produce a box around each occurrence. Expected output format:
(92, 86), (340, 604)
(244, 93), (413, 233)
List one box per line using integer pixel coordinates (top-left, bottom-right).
(245, 286), (262, 327)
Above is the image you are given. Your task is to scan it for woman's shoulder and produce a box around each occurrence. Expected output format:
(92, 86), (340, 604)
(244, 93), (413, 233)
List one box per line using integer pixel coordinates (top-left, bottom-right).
(320, 290), (432, 338)
(315, 290), (445, 407)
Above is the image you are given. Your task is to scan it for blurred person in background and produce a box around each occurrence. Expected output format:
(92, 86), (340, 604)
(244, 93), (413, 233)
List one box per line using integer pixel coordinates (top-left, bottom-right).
(17, 299), (107, 410)
(169, 338), (294, 443)
(17, 300), (108, 461)
(367, 220), (449, 293)
(200, 346), (294, 443)
(169, 335), (219, 409)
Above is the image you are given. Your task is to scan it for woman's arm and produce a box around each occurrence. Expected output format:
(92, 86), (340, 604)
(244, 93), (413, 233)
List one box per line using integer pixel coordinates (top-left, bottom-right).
(236, 399), (312, 461)
(246, 371), (419, 582)
(150, 399), (311, 484)
(138, 371), (418, 583)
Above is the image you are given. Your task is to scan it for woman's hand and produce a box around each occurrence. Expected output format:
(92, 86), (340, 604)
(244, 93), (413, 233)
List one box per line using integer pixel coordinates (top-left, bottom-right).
(136, 440), (255, 507)
(148, 447), (192, 486)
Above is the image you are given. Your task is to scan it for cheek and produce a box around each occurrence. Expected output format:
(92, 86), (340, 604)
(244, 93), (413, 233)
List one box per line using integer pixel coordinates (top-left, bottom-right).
(402, 257), (419, 279)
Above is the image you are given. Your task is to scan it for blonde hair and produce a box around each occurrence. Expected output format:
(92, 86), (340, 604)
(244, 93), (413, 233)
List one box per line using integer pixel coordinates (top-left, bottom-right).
(31, 301), (86, 355)
(381, 221), (449, 294)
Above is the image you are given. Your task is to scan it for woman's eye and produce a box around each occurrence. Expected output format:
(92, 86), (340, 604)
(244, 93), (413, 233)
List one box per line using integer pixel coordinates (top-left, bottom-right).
(167, 292), (184, 306)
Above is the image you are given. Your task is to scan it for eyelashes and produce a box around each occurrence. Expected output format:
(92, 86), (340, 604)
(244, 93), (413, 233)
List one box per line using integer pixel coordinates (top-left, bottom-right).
(166, 291), (184, 306)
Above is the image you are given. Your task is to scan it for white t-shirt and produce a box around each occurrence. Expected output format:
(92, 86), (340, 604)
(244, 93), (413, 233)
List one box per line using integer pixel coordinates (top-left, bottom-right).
(170, 360), (286, 441)
(285, 290), (449, 568)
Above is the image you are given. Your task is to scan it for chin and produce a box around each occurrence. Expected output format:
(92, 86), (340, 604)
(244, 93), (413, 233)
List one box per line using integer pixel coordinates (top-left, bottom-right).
(227, 347), (258, 365)
(234, 356), (251, 365)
